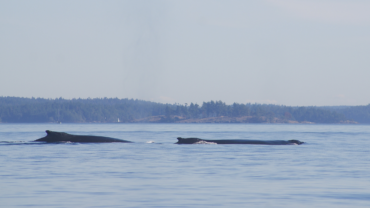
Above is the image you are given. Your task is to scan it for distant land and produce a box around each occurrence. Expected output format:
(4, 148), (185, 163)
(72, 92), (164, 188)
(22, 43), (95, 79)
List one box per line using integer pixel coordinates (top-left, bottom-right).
(0, 96), (369, 124)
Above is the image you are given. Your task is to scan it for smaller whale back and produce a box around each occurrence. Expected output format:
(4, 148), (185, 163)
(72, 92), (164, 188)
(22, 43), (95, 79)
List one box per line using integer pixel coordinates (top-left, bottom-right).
(176, 137), (304, 145)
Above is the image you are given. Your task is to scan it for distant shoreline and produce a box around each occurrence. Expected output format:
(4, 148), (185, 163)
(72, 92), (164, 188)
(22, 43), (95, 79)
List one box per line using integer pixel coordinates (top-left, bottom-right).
(0, 115), (358, 124)
(0, 97), (367, 124)
(131, 115), (358, 124)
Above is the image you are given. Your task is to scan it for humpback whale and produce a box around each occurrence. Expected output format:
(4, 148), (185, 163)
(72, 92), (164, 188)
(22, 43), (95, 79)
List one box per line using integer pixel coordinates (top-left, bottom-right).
(35, 130), (132, 143)
(176, 137), (304, 145)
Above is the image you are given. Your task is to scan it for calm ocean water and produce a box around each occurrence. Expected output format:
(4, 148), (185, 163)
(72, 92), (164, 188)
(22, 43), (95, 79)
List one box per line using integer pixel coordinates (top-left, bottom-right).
(0, 123), (369, 208)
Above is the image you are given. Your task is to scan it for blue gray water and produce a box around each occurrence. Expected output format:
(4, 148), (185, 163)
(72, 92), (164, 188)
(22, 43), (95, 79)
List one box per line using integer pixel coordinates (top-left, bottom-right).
(0, 124), (369, 208)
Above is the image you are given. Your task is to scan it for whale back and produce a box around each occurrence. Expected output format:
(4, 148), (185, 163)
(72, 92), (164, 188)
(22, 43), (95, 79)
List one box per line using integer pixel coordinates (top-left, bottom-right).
(35, 130), (131, 143)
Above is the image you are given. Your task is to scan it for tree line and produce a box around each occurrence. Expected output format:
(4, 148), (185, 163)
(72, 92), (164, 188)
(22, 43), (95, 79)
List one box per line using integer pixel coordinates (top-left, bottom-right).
(0, 97), (165, 123)
(0, 96), (368, 123)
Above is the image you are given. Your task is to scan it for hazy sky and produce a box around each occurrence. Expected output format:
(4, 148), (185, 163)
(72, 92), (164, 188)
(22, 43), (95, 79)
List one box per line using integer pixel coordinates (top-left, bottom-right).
(1, 0), (370, 106)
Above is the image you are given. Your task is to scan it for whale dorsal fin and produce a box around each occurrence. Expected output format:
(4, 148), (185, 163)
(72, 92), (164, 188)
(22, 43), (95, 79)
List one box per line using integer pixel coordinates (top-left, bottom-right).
(45, 130), (69, 137)
(46, 130), (53, 135)
(176, 137), (202, 144)
(288, 140), (304, 145)
(46, 130), (59, 135)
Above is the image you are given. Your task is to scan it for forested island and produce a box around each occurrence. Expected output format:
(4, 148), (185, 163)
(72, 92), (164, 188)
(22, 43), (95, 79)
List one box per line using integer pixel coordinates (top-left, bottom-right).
(0, 96), (369, 124)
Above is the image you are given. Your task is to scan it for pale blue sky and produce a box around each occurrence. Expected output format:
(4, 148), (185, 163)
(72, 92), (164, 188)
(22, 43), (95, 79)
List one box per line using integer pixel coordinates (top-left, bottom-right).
(1, 0), (369, 106)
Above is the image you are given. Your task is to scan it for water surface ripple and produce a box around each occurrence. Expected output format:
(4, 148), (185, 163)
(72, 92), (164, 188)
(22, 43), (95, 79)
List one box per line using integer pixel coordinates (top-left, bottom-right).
(0, 124), (369, 208)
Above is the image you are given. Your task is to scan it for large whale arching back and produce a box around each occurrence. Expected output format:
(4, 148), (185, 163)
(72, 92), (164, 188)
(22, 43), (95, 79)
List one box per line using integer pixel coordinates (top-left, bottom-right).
(176, 137), (304, 145)
(35, 130), (132, 143)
